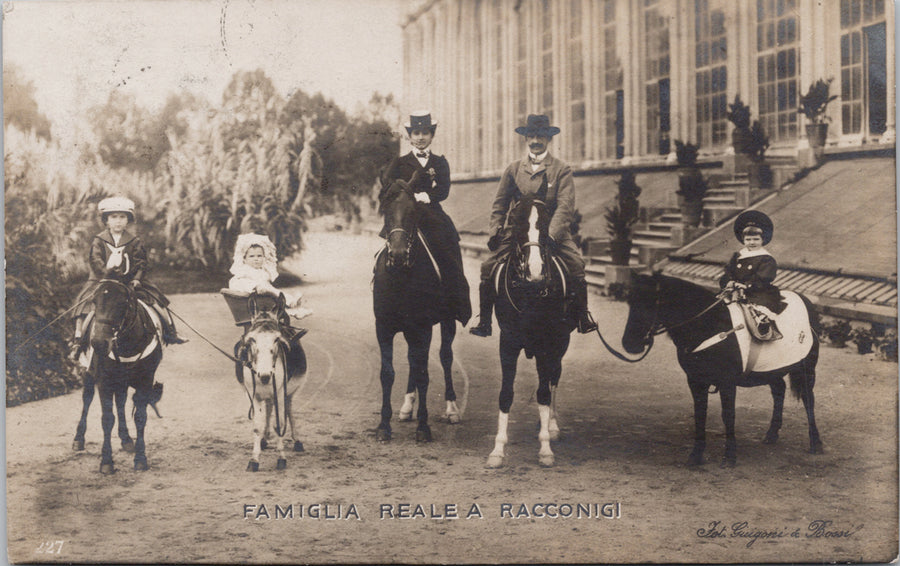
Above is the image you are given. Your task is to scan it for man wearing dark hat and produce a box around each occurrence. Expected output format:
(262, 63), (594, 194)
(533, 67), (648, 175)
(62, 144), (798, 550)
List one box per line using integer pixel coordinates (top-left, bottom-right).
(719, 210), (784, 338)
(379, 110), (471, 326)
(469, 114), (597, 336)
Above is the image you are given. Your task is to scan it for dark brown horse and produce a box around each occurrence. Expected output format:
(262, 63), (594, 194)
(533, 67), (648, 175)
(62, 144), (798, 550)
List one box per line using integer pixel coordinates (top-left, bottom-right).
(81, 279), (163, 474)
(622, 272), (823, 468)
(486, 194), (576, 468)
(372, 179), (461, 442)
(76, 279), (162, 474)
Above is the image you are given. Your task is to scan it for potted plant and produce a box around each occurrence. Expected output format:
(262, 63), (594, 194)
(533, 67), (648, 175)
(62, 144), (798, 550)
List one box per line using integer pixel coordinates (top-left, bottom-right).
(850, 326), (876, 355)
(674, 140), (707, 227)
(745, 120), (772, 189)
(604, 170), (641, 265)
(821, 319), (852, 348)
(798, 78), (838, 149)
(726, 95), (752, 155)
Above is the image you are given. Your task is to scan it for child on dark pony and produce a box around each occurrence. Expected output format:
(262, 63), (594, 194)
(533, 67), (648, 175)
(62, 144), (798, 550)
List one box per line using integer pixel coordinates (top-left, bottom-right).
(71, 196), (187, 357)
(718, 210), (785, 341)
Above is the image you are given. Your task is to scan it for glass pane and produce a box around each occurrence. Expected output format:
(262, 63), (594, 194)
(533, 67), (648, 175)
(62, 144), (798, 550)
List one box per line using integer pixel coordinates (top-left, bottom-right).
(840, 34), (850, 66)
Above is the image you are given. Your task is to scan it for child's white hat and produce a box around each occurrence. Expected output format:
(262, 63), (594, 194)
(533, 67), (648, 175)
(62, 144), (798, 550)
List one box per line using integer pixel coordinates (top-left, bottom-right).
(98, 196), (135, 222)
(231, 233), (279, 281)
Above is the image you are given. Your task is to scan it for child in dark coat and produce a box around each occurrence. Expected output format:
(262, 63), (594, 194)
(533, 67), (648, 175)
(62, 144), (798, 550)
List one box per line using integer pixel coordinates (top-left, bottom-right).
(72, 196), (186, 349)
(719, 210), (784, 339)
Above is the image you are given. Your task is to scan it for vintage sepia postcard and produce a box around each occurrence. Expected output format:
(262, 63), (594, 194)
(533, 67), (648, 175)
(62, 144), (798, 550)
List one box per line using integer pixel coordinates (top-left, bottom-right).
(4, 0), (897, 564)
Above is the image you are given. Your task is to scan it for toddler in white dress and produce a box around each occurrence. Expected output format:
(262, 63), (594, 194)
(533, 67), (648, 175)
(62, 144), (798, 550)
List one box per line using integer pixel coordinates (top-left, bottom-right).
(228, 233), (312, 320)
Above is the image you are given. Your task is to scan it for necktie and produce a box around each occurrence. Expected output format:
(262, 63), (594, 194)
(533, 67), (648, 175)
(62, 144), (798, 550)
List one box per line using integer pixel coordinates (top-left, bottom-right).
(416, 152), (428, 158)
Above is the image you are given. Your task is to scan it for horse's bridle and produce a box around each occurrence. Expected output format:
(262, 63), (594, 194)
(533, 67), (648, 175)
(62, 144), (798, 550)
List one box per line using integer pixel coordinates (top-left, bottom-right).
(385, 227), (412, 268)
(594, 280), (725, 363)
(92, 279), (140, 360)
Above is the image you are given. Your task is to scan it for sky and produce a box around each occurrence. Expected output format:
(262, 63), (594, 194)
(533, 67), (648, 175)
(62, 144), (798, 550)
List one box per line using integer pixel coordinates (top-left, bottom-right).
(2, 0), (414, 140)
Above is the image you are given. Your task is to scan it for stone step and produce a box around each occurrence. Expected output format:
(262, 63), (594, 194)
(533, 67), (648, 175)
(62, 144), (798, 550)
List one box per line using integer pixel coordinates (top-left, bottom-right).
(718, 179), (750, 188)
(646, 222), (678, 232)
(633, 229), (672, 241)
(705, 188), (736, 197)
(659, 213), (682, 223)
(703, 195), (738, 205)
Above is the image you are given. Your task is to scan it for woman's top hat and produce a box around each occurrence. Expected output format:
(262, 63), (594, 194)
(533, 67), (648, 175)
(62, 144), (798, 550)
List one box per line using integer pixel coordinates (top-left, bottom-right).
(404, 110), (437, 134)
(515, 114), (561, 137)
(733, 210), (773, 245)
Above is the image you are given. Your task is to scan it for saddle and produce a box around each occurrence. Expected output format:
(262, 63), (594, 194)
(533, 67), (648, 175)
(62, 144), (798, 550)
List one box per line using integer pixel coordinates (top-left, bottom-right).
(720, 287), (782, 342)
(738, 302), (783, 342)
(727, 292), (813, 374)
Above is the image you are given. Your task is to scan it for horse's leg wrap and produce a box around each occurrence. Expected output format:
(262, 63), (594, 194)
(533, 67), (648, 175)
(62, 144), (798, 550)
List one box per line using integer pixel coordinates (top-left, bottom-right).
(486, 411), (509, 468)
(538, 404), (555, 467)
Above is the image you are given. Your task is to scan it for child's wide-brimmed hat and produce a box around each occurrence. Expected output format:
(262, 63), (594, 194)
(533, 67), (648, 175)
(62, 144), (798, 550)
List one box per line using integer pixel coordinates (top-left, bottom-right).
(98, 196), (135, 222)
(515, 114), (560, 138)
(734, 210), (773, 245)
(404, 110), (437, 134)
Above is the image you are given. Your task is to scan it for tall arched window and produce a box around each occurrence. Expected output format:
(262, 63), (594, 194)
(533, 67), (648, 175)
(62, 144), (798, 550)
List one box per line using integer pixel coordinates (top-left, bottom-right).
(694, 0), (728, 148)
(756, 0), (799, 142)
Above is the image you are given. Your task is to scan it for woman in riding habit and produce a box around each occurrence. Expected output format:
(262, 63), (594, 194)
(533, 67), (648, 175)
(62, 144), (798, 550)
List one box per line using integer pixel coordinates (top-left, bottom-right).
(379, 110), (472, 327)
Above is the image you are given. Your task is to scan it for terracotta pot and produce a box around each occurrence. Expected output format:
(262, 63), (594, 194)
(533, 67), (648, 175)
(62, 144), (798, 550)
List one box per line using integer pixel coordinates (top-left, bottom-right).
(608, 239), (632, 266)
(806, 123), (829, 148)
(680, 200), (703, 228)
(747, 161), (773, 189)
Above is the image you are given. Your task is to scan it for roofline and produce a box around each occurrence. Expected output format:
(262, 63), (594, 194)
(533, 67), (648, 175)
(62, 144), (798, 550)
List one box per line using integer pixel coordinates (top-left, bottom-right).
(402, 0), (440, 29)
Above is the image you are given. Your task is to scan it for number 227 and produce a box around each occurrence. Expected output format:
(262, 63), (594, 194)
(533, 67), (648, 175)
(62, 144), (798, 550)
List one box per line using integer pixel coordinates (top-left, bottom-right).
(36, 540), (65, 554)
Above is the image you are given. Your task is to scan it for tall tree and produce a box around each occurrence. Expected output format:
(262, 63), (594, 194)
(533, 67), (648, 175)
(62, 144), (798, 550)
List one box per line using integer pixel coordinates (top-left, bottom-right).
(3, 64), (52, 141)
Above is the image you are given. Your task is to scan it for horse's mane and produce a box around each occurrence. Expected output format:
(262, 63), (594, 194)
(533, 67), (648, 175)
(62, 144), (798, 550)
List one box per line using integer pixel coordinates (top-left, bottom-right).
(377, 180), (414, 216)
(630, 272), (719, 308)
(659, 273), (718, 303)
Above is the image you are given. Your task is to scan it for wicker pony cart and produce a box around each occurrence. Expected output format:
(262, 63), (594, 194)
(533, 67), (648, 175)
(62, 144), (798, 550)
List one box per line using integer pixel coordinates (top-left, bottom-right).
(220, 289), (285, 327)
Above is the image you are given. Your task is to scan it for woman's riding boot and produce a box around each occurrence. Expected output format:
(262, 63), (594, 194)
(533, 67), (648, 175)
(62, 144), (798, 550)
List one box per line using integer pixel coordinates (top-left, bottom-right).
(469, 280), (495, 337)
(574, 278), (598, 334)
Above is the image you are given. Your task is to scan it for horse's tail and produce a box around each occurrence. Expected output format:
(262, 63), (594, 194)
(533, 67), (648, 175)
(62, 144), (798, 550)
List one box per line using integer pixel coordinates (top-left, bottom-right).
(798, 292), (822, 337)
(788, 292), (820, 401)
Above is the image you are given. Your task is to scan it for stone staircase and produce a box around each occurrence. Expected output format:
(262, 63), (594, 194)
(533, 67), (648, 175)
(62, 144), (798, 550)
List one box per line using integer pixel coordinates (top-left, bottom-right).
(584, 171), (772, 293)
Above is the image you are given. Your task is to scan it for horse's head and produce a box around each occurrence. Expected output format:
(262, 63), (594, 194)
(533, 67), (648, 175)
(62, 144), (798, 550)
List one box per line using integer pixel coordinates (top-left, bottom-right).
(90, 279), (134, 355)
(379, 180), (419, 270)
(239, 298), (289, 386)
(507, 194), (552, 284)
(622, 272), (661, 354)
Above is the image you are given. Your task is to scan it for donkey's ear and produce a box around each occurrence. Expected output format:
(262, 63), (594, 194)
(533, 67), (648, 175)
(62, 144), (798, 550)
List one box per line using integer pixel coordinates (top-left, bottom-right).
(276, 292), (287, 311)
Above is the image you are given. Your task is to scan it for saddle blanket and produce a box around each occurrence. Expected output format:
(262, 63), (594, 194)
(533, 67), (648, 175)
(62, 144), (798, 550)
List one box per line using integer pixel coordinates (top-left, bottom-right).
(78, 301), (163, 369)
(693, 291), (813, 374)
(732, 291), (813, 373)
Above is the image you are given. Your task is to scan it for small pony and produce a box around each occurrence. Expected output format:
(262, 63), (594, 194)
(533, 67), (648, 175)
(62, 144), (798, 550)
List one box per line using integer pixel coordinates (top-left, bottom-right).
(235, 293), (307, 471)
(76, 279), (165, 474)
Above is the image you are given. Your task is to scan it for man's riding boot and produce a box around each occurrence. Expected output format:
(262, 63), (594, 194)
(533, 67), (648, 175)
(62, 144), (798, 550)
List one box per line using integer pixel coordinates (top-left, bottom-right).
(469, 280), (495, 337)
(574, 278), (598, 334)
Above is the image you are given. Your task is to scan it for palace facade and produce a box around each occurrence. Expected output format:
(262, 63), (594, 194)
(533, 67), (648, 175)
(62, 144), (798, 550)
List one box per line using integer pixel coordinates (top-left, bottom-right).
(401, 0), (894, 178)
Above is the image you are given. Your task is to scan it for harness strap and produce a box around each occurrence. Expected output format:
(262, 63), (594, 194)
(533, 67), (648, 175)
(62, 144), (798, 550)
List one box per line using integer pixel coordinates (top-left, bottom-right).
(416, 229), (442, 282)
(691, 324), (745, 354)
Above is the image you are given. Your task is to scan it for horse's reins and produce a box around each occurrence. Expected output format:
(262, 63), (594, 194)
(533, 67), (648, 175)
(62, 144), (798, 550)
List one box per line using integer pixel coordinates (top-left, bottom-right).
(592, 282), (725, 363)
(9, 296), (93, 355)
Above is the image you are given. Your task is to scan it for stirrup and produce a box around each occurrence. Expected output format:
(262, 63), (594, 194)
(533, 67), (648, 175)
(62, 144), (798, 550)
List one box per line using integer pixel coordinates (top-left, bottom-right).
(577, 312), (598, 334)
